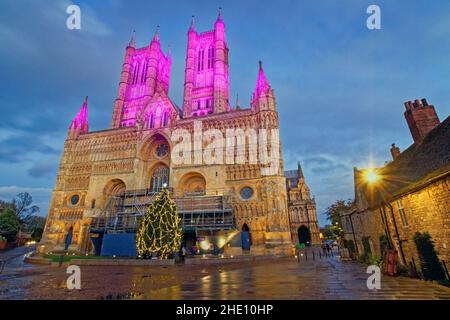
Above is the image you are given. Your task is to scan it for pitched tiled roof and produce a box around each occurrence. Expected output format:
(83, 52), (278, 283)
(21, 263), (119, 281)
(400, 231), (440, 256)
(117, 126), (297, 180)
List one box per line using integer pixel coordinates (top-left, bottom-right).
(365, 115), (450, 205)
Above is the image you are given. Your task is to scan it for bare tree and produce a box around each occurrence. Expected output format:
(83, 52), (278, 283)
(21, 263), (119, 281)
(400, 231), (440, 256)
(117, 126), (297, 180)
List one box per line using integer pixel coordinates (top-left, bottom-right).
(12, 192), (40, 223)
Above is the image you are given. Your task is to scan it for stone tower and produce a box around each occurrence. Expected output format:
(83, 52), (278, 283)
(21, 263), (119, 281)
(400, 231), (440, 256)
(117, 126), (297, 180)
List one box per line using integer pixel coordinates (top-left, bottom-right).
(285, 161), (321, 246)
(111, 28), (172, 128)
(182, 12), (230, 117)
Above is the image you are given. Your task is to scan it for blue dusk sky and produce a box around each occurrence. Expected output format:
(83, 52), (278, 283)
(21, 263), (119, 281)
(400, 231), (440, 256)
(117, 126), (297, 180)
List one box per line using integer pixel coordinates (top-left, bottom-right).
(0, 0), (449, 226)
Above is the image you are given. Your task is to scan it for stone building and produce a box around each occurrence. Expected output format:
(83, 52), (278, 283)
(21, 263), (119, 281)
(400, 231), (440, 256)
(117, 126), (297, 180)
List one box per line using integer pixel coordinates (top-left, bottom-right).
(341, 99), (449, 268)
(40, 13), (319, 256)
(285, 162), (320, 245)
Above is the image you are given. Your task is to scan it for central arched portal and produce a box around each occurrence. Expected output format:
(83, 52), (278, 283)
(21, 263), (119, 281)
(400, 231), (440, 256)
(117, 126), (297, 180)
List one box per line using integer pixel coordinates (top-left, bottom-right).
(241, 223), (251, 251)
(298, 225), (311, 246)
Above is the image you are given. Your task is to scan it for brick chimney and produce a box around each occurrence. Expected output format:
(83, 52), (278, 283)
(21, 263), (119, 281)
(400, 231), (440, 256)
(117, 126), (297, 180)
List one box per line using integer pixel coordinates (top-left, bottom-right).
(390, 143), (401, 160)
(404, 98), (440, 144)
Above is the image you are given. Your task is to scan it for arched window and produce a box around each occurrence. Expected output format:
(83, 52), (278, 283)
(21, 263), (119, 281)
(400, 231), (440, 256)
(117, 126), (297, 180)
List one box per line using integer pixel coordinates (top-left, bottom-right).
(141, 60), (148, 84)
(198, 48), (205, 71)
(162, 112), (169, 127)
(150, 166), (169, 192)
(148, 114), (154, 129)
(208, 46), (215, 69)
(132, 62), (140, 85)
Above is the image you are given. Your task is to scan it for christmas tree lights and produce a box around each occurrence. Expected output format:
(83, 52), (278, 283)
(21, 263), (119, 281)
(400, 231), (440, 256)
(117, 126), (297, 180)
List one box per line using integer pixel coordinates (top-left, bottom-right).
(136, 189), (182, 259)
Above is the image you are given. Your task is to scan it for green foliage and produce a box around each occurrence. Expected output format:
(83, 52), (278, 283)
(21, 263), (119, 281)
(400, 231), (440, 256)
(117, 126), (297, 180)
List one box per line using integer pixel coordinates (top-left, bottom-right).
(324, 199), (353, 226)
(367, 254), (383, 267)
(0, 208), (21, 242)
(322, 225), (343, 240)
(136, 189), (182, 259)
(413, 232), (446, 281)
(0, 235), (7, 241)
(362, 236), (372, 258)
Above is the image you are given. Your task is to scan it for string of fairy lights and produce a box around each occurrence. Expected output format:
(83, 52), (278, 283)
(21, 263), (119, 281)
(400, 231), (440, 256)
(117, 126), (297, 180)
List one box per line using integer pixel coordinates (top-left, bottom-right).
(136, 189), (182, 259)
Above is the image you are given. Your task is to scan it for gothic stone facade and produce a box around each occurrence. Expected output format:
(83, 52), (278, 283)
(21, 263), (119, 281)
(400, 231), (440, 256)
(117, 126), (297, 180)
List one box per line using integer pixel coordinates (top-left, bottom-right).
(40, 14), (319, 255)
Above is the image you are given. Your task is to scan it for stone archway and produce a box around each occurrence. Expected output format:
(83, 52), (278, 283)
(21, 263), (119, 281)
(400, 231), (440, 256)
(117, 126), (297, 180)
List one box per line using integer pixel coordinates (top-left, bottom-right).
(241, 223), (251, 250)
(179, 172), (206, 196)
(298, 225), (312, 246)
(103, 179), (126, 199)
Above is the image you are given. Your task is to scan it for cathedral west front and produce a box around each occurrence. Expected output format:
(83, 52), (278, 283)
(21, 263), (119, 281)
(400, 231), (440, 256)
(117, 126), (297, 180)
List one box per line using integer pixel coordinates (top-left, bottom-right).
(40, 12), (320, 257)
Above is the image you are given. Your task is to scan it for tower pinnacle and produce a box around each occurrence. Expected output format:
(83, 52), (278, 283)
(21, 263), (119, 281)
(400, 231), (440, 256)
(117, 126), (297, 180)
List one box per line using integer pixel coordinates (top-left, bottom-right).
(128, 30), (136, 47)
(152, 25), (160, 42)
(69, 96), (89, 136)
(253, 60), (271, 98)
(189, 15), (195, 32)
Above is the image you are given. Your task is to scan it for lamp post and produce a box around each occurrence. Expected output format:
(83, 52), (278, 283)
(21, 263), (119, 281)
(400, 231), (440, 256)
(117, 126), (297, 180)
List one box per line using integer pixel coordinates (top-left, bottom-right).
(363, 169), (406, 266)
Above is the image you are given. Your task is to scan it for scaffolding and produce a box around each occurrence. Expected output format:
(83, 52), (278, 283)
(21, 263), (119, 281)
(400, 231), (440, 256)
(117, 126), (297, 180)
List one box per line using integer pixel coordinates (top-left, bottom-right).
(90, 188), (235, 234)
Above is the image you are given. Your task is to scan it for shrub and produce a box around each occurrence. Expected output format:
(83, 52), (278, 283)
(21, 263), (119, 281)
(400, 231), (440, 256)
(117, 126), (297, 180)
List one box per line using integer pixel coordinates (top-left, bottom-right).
(367, 254), (383, 267)
(413, 232), (446, 281)
(0, 208), (20, 242)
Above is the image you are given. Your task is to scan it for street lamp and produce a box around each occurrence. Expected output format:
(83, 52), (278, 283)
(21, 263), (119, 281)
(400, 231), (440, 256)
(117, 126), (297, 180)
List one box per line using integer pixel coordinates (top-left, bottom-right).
(363, 168), (380, 184)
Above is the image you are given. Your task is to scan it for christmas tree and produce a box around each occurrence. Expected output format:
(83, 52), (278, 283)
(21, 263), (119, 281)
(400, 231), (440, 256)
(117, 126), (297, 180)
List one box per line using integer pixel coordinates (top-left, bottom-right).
(136, 189), (182, 259)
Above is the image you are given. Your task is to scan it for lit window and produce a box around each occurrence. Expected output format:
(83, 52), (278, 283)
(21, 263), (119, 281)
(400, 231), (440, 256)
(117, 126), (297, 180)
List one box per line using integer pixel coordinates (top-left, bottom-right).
(397, 200), (408, 227)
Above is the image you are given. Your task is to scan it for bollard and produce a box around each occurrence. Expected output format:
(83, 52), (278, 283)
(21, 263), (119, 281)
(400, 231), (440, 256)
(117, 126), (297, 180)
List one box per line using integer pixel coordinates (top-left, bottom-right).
(312, 251), (315, 261)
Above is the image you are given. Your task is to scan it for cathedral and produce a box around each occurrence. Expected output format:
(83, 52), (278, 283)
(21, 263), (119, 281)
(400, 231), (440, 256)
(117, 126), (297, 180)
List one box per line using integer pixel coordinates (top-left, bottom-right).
(40, 12), (320, 256)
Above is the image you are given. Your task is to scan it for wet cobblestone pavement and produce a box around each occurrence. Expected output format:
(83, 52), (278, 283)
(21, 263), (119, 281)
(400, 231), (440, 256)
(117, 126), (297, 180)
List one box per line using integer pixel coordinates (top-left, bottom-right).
(1, 251), (450, 300)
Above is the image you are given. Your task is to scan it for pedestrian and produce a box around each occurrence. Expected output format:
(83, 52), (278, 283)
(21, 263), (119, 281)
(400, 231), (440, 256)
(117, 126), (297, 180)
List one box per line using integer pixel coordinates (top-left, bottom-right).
(322, 244), (327, 255)
(326, 244), (331, 254)
(181, 246), (187, 262)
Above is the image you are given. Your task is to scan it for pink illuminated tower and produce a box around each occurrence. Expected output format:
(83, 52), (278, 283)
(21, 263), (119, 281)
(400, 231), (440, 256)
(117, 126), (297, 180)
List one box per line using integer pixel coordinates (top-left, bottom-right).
(111, 28), (172, 128)
(182, 11), (230, 117)
(251, 61), (276, 113)
(68, 96), (89, 138)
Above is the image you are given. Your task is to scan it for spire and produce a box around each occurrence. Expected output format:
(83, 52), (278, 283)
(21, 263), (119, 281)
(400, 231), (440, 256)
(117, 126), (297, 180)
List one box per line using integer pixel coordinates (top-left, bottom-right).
(297, 161), (305, 179)
(236, 93), (240, 109)
(217, 7), (223, 21)
(128, 30), (136, 47)
(152, 25), (160, 43)
(215, 7), (224, 27)
(253, 60), (271, 99)
(69, 96), (89, 134)
(189, 15), (195, 32)
(167, 45), (172, 60)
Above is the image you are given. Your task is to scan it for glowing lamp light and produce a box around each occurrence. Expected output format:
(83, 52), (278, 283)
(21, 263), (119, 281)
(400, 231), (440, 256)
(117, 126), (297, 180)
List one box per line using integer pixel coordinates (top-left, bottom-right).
(199, 241), (210, 251)
(364, 169), (380, 184)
